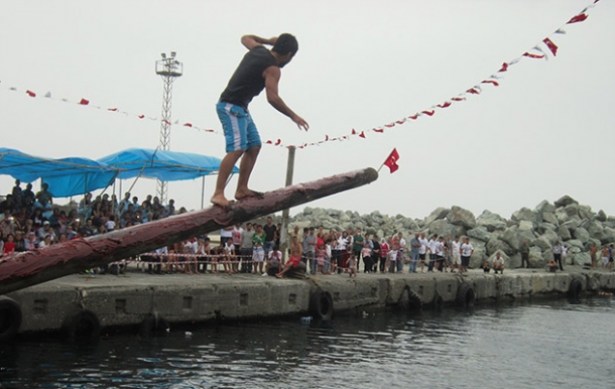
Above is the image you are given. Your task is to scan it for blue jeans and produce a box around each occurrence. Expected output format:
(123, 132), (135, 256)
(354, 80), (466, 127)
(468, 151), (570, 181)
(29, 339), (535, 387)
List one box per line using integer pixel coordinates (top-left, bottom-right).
(409, 251), (419, 272)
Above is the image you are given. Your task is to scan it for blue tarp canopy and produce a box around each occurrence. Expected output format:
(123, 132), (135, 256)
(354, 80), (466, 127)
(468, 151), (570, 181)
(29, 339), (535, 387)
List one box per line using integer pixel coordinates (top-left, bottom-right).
(0, 147), (232, 197)
(97, 148), (236, 181)
(0, 148), (117, 197)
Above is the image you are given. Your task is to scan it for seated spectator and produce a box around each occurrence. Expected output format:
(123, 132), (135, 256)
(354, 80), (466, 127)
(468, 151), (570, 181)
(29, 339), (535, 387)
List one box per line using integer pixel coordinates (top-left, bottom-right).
(481, 260), (491, 273)
(547, 259), (558, 273)
(266, 246), (283, 276)
(493, 252), (505, 274)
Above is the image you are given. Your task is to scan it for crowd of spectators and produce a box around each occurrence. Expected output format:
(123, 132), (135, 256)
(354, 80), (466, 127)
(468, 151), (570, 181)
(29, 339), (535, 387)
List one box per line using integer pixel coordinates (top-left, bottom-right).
(0, 179), (184, 259)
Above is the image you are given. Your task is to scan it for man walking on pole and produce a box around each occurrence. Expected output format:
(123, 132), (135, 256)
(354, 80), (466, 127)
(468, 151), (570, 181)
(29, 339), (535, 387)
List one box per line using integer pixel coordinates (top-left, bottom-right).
(211, 33), (309, 208)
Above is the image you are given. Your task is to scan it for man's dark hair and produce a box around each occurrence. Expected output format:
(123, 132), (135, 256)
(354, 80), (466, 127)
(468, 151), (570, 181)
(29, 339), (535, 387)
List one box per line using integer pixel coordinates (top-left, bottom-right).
(272, 33), (298, 55)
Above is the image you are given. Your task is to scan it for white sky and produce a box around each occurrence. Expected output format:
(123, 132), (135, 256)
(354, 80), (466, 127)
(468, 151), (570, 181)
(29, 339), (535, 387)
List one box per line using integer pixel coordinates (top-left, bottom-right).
(1, 0), (613, 220)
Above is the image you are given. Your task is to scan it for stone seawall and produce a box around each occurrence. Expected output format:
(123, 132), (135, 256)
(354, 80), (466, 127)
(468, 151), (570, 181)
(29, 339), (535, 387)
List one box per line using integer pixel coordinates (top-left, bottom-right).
(2, 267), (614, 340)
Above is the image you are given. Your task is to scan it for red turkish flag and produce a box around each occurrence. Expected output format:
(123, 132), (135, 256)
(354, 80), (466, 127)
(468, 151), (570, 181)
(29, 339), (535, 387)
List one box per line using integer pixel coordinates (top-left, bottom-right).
(543, 37), (558, 56)
(26, 90), (36, 97)
(383, 148), (400, 173)
(79, 98), (89, 105)
(567, 13), (588, 24)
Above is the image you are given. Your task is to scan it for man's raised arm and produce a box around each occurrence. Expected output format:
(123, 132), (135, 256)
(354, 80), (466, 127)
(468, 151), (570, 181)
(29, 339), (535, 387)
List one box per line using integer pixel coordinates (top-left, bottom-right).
(241, 35), (277, 50)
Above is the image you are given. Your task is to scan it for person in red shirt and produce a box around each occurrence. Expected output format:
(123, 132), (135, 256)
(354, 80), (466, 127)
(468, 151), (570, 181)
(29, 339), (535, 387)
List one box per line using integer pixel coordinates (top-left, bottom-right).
(4, 233), (16, 255)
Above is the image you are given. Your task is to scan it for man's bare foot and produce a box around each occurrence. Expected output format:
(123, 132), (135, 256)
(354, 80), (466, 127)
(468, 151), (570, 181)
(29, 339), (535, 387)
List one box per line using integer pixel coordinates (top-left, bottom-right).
(235, 189), (265, 201)
(210, 194), (232, 208)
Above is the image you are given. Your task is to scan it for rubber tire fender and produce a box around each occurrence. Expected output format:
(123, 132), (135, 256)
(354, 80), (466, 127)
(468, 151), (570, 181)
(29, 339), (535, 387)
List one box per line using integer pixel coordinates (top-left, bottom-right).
(62, 309), (100, 342)
(0, 296), (22, 342)
(397, 287), (423, 312)
(309, 290), (334, 321)
(456, 283), (476, 308)
(568, 278), (583, 301)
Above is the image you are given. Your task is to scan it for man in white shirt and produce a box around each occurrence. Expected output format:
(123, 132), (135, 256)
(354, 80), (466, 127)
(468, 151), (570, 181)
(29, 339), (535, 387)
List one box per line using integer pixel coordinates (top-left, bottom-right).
(460, 237), (474, 273)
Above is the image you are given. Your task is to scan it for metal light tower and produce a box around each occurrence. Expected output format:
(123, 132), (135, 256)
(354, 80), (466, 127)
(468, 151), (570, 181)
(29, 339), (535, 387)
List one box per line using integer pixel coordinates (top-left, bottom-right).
(155, 51), (183, 203)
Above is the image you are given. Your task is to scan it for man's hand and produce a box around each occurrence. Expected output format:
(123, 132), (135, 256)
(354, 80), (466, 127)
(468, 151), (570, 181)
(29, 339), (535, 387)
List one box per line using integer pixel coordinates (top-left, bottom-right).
(292, 115), (309, 131)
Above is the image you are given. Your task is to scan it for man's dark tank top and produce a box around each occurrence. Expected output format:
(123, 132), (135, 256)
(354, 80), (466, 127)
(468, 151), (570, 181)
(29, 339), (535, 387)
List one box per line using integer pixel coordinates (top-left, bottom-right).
(219, 46), (277, 109)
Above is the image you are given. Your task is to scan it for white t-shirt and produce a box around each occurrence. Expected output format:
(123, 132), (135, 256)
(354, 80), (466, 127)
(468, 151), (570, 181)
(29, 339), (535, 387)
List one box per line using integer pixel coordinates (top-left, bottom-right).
(461, 243), (474, 257)
(419, 238), (428, 255)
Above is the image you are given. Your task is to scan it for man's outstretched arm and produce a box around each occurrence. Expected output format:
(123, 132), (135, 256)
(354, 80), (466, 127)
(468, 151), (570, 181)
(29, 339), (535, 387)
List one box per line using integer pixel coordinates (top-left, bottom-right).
(264, 66), (309, 131)
(241, 35), (277, 50)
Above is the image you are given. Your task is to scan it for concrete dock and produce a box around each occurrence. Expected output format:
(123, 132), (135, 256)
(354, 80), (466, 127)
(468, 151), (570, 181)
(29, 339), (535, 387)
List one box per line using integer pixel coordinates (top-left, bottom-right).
(2, 266), (615, 340)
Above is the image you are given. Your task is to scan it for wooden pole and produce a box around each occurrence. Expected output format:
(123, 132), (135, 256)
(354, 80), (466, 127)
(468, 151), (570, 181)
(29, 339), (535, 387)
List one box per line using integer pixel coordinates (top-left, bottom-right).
(0, 167), (378, 295)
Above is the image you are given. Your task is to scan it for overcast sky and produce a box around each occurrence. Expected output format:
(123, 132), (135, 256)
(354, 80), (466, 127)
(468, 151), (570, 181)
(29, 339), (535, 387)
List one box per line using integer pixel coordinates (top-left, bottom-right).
(1, 0), (613, 220)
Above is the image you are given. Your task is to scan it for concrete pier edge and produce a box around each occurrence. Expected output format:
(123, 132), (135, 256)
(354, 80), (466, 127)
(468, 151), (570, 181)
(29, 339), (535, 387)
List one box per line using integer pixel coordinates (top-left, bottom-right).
(3, 266), (615, 338)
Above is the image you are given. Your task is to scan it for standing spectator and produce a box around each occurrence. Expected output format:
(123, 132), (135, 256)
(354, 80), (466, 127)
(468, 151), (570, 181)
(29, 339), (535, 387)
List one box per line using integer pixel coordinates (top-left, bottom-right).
(352, 228), (364, 266)
(303, 227), (316, 274)
(240, 223), (255, 273)
(589, 243), (597, 269)
(164, 199), (176, 218)
(601, 245), (610, 269)
(11, 180), (23, 212)
(460, 237), (474, 273)
(371, 235), (381, 273)
(451, 236), (461, 272)
(252, 224), (267, 274)
(220, 226), (233, 247)
(427, 234), (438, 272)
(409, 233), (420, 273)
(231, 224), (243, 273)
(418, 232), (428, 272)
(379, 237), (389, 273)
(396, 232), (407, 273)
(361, 241), (373, 273)
(35, 183), (53, 214)
(22, 183), (35, 211)
(118, 192), (131, 216)
(520, 239), (530, 269)
(263, 216), (277, 257)
(552, 241), (564, 271)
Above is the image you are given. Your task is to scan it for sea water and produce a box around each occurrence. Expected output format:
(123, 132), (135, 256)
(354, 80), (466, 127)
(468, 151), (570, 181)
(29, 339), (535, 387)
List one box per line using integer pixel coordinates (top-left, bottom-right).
(1, 298), (614, 389)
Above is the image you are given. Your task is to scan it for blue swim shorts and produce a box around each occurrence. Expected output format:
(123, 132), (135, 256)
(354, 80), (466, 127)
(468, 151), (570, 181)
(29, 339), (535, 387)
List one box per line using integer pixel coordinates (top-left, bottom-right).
(216, 102), (262, 153)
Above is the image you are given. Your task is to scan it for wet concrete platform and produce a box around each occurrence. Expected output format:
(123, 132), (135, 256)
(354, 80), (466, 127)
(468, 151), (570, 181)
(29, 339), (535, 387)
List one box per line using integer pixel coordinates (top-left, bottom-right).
(4, 265), (615, 336)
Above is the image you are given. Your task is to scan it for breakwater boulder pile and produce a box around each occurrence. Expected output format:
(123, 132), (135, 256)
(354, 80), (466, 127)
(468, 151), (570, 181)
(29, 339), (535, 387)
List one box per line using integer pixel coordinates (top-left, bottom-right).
(287, 195), (615, 269)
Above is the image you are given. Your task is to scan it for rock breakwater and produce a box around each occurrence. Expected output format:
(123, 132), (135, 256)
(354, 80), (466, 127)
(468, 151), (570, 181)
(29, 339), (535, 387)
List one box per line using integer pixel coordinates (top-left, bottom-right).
(286, 195), (615, 269)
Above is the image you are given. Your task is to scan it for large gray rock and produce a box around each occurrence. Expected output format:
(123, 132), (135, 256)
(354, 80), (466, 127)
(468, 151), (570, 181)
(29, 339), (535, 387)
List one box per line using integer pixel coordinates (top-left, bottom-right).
(500, 227), (521, 252)
(554, 195), (579, 208)
(466, 227), (492, 242)
(541, 212), (559, 226)
(424, 207), (450, 226)
(427, 219), (459, 238)
(586, 220), (604, 241)
(597, 210), (607, 222)
(602, 227), (615, 244)
(447, 206), (476, 229)
(468, 241), (487, 268)
(558, 225), (572, 241)
(486, 237), (514, 256)
(477, 210), (507, 232)
(578, 205), (594, 221)
(573, 227), (590, 244)
(572, 252), (591, 266)
(530, 246), (546, 268)
(511, 207), (539, 225)
(535, 200), (556, 214)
